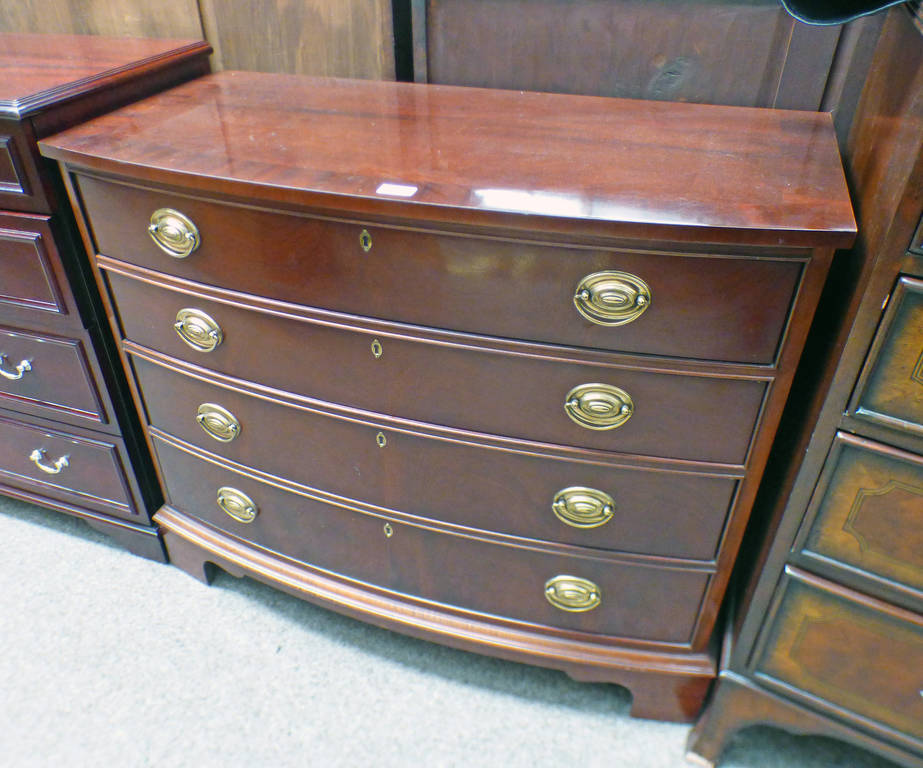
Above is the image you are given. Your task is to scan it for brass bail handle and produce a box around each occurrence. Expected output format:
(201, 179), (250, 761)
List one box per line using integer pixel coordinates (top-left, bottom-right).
(216, 486), (258, 523)
(0, 354), (32, 381)
(544, 575), (601, 612)
(564, 383), (634, 430)
(552, 486), (615, 528)
(29, 448), (69, 474)
(196, 403), (241, 442)
(149, 208), (200, 258)
(573, 271), (651, 326)
(174, 308), (223, 353)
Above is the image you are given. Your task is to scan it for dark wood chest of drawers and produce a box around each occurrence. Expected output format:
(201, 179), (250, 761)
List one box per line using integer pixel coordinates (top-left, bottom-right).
(688, 7), (923, 765)
(0, 34), (210, 558)
(40, 71), (854, 720)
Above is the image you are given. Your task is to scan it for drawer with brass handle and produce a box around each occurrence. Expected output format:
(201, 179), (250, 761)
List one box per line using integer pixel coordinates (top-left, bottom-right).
(0, 410), (134, 518)
(110, 272), (767, 464)
(152, 432), (712, 644)
(0, 324), (108, 426)
(754, 569), (923, 743)
(131, 354), (740, 560)
(80, 175), (806, 364)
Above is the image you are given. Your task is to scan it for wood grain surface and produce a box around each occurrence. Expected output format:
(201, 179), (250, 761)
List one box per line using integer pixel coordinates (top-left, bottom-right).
(419, 0), (837, 108)
(40, 72), (856, 247)
(198, 0), (394, 78)
(0, 34), (209, 115)
(0, 1), (204, 41)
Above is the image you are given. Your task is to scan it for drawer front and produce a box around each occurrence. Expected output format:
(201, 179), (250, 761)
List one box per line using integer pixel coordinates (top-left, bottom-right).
(0, 128), (48, 213)
(0, 212), (78, 326)
(80, 175), (804, 364)
(799, 433), (923, 596)
(0, 325), (107, 425)
(152, 434), (711, 643)
(754, 571), (923, 742)
(852, 276), (923, 437)
(0, 410), (134, 518)
(109, 273), (766, 465)
(133, 355), (740, 560)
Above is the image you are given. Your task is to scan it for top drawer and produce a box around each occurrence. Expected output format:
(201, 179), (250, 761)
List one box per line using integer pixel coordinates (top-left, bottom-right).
(76, 175), (805, 365)
(851, 276), (923, 438)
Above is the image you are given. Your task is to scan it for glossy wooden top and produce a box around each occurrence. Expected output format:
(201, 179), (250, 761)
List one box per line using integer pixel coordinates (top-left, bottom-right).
(0, 34), (211, 119)
(40, 71), (856, 247)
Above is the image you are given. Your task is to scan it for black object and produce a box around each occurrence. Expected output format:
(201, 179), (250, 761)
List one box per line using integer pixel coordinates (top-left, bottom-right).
(781, 0), (906, 24)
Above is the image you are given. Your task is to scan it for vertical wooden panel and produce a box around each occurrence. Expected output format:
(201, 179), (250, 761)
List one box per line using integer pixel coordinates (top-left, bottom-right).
(0, 0), (204, 39)
(417, 0), (861, 109)
(198, 0), (395, 79)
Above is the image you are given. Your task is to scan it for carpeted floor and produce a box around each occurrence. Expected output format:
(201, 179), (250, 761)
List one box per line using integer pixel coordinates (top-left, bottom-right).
(0, 496), (901, 768)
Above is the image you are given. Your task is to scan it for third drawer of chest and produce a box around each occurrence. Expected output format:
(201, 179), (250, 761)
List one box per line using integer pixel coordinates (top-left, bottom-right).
(108, 272), (768, 465)
(131, 353), (741, 560)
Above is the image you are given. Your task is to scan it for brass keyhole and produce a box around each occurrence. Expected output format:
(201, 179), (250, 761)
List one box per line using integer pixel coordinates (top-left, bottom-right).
(359, 229), (372, 252)
(371, 339), (383, 359)
(376, 431), (387, 448)
(383, 523), (393, 538)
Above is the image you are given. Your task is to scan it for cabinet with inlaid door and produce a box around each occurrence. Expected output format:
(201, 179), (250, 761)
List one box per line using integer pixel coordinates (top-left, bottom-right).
(688, 7), (923, 766)
(40, 70), (853, 721)
(0, 35), (210, 558)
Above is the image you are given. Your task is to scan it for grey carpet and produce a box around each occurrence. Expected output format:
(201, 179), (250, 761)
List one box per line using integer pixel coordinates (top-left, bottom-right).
(0, 495), (900, 768)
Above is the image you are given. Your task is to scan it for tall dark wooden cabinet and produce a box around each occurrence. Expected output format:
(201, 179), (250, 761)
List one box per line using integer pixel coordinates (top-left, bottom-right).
(688, 6), (923, 766)
(0, 35), (211, 559)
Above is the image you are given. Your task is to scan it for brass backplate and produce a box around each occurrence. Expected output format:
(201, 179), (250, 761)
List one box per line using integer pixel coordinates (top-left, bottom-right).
(564, 383), (634, 430)
(174, 308), (223, 352)
(573, 270), (651, 326)
(196, 403), (241, 442)
(149, 208), (200, 258)
(216, 486), (258, 523)
(552, 486), (615, 528)
(544, 575), (601, 612)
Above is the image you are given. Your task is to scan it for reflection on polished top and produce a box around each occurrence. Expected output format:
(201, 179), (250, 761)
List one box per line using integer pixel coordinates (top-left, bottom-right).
(39, 71), (856, 246)
(0, 34), (209, 118)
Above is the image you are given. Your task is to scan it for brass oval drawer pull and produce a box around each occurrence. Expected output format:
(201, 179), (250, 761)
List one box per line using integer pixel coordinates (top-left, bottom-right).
(217, 486), (258, 523)
(196, 403), (241, 442)
(564, 383), (634, 430)
(544, 575), (601, 612)
(149, 208), (200, 258)
(0, 354), (32, 381)
(174, 308), (223, 352)
(574, 271), (651, 326)
(29, 448), (69, 475)
(552, 486), (615, 528)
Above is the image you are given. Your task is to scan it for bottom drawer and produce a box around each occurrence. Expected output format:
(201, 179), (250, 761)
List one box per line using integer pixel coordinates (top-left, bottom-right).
(753, 568), (923, 743)
(0, 409), (136, 520)
(152, 434), (711, 645)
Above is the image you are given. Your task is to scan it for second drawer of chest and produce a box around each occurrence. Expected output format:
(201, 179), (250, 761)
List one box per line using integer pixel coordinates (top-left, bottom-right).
(109, 272), (767, 465)
(132, 354), (740, 560)
(152, 433), (712, 645)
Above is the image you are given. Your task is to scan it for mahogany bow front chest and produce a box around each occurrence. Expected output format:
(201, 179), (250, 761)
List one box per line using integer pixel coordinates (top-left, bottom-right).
(39, 72), (855, 721)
